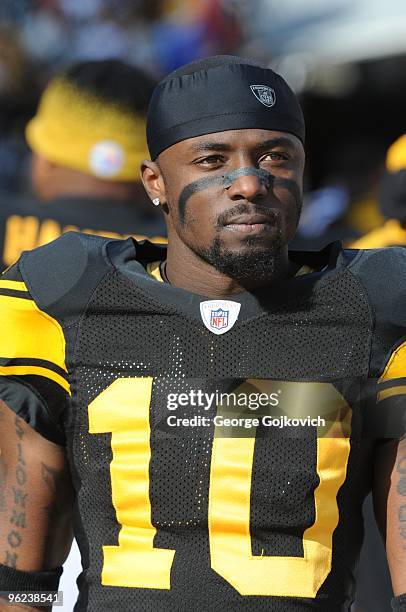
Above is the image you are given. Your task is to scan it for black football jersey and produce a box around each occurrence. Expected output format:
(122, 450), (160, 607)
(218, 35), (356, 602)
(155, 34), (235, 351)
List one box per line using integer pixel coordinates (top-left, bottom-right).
(0, 233), (405, 612)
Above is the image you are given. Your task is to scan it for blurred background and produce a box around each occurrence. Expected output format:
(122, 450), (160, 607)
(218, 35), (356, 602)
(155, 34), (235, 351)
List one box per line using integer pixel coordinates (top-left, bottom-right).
(0, 0), (406, 250)
(0, 1), (404, 610)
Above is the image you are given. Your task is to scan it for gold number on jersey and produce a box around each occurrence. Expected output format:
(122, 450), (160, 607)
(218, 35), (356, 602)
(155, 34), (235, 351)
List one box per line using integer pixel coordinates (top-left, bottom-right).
(89, 377), (351, 596)
(88, 378), (175, 588)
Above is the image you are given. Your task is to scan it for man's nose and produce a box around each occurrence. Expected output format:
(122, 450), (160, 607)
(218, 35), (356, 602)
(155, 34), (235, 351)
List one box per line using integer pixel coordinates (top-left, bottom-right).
(225, 171), (270, 201)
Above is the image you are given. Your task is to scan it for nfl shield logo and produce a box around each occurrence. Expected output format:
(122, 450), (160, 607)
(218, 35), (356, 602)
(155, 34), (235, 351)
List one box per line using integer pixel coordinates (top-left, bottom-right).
(200, 300), (241, 335)
(250, 85), (276, 108)
(210, 308), (229, 330)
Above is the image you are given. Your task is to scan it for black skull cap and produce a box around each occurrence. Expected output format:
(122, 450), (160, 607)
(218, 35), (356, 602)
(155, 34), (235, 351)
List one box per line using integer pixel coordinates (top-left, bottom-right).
(146, 55), (305, 160)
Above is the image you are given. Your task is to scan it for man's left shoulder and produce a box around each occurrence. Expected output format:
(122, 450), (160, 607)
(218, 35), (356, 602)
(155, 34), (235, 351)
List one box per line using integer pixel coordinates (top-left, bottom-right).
(344, 246), (406, 324)
(343, 245), (406, 282)
(345, 244), (406, 273)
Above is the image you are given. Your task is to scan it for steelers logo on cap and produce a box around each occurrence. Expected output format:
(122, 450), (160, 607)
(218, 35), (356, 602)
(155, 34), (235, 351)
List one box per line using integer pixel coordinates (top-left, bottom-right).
(250, 85), (276, 108)
(89, 140), (125, 178)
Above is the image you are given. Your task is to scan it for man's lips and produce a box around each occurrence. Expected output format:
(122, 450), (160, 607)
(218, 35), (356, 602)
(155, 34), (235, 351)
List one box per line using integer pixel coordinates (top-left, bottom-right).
(222, 214), (275, 234)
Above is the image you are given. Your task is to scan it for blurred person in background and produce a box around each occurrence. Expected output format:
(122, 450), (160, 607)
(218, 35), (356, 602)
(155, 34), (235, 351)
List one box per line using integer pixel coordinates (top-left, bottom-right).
(0, 58), (166, 271)
(351, 134), (406, 249)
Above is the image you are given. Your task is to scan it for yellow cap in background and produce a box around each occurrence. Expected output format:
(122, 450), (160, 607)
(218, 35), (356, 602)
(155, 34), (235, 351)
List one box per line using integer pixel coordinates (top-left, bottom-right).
(26, 78), (149, 181)
(386, 134), (406, 173)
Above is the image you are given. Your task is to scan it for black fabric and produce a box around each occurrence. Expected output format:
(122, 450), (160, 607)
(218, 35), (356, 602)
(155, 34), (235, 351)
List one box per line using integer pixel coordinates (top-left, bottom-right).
(0, 288), (30, 299)
(0, 562), (62, 591)
(392, 594), (406, 611)
(0, 377), (66, 445)
(147, 58), (305, 160)
(19, 232), (113, 328)
(346, 247), (406, 377)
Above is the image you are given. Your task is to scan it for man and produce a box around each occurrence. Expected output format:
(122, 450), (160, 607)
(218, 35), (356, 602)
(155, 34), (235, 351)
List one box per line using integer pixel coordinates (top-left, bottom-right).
(0, 59), (165, 271)
(0, 56), (405, 611)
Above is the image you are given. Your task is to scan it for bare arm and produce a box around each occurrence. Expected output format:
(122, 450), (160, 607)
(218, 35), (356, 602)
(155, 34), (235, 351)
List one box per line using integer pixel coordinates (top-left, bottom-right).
(0, 400), (74, 610)
(373, 437), (406, 596)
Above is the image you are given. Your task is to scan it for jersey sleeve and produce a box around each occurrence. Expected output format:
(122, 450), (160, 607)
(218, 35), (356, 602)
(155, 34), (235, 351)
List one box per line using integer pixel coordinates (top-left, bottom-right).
(374, 249), (406, 439)
(375, 341), (406, 439)
(348, 246), (406, 439)
(0, 262), (69, 445)
(0, 231), (116, 445)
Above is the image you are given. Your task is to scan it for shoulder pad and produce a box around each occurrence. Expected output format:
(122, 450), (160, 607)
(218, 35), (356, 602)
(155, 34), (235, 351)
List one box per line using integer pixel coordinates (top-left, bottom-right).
(19, 232), (114, 325)
(349, 246), (406, 329)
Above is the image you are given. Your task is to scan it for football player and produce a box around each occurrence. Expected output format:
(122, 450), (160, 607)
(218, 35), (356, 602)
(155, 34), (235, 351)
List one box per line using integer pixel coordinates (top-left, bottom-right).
(0, 56), (405, 611)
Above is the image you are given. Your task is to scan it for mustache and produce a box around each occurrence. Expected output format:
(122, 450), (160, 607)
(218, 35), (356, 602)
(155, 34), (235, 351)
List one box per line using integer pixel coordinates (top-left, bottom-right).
(178, 167), (302, 223)
(216, 203), (279, 227)
(215, 175), (303, 227)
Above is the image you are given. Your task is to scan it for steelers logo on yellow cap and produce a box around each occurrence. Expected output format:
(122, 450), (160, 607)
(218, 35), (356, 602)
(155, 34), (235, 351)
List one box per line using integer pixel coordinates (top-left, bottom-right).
(89, 140), (126, 178)
(26, 78), (149, 181)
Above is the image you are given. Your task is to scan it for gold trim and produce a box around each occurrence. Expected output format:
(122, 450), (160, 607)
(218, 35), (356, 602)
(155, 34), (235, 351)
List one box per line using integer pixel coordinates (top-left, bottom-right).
(0, 365), (70, 394)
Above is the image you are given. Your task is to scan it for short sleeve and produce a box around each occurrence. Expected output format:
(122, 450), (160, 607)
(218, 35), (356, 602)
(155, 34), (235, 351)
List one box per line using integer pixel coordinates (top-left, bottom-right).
(347, 247), (406, 439)
(0, 263), (69, 444)
(375, 341), (406, 439)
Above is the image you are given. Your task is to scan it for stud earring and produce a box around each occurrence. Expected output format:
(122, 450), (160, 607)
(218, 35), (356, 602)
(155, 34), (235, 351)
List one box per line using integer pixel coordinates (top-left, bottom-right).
(152, 198), (160, 206)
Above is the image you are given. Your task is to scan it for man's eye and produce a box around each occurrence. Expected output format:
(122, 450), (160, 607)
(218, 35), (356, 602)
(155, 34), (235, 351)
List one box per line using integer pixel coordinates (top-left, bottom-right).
(196, 155), (225, 165)
(260, 152), (288, 163)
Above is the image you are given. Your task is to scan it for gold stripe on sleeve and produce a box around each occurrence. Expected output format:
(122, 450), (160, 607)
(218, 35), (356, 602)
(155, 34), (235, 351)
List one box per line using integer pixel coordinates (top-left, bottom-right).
(378, 385), (406, 402)
(0, 280), (28, 291)
(0, 365), (70, 393)
(0, 295), (69, 393)
(380, 341), (406, 381)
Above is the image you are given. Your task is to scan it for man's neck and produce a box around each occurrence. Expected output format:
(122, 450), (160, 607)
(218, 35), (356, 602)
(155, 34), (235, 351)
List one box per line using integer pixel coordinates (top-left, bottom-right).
(165, 239), (296, 298)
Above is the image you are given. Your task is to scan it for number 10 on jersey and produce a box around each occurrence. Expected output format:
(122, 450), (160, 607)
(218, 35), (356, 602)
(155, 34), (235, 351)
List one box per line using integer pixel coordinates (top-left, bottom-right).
(88, 377), (351, 597)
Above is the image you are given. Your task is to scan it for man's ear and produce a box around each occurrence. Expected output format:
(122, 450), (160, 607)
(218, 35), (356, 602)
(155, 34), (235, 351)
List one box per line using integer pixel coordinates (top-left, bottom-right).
(140, 160), (167, 204)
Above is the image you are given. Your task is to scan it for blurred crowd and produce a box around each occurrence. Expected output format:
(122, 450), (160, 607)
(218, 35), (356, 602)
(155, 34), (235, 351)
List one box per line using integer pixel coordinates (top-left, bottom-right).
(0, 0), (244, 76)
(0, 0), (244, 193)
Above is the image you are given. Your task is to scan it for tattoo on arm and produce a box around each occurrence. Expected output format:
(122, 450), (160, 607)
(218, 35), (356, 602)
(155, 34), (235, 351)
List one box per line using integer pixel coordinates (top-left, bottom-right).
(0, 457), (7, 514)
(397, 453), (406, 548)
(3, 416), (27, 568)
